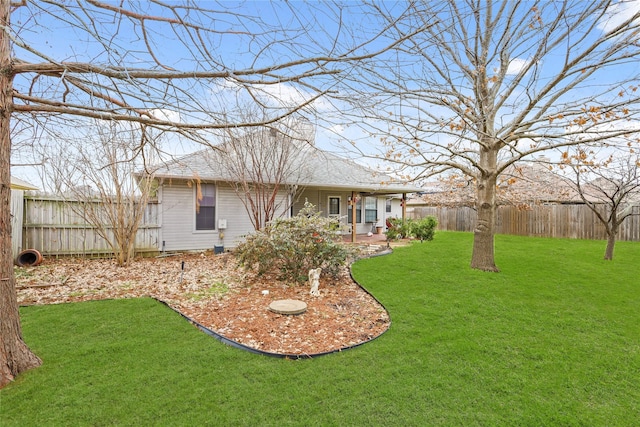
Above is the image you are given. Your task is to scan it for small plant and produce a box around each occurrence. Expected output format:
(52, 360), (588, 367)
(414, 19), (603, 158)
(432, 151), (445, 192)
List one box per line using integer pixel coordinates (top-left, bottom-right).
(188, 283), (228, 301)
(236, 201), (353, 283)
(118, 281), (136, 291)
(13, 266), (35, 280)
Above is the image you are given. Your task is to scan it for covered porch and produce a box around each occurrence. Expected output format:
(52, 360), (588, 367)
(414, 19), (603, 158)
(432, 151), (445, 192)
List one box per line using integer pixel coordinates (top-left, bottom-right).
(342, 190), (410, 244)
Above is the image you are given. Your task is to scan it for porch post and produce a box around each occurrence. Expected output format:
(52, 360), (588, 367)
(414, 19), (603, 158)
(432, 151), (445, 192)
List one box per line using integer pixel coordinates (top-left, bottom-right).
(402, 193), (407, 221)
(351, 191), (357, 243)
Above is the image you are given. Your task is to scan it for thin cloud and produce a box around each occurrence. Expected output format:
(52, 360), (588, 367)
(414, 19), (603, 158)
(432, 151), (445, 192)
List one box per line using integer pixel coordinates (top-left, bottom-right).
(597, 0), (640, 33)
(506, 58), (530, 75)
(210, 79), (332, 112)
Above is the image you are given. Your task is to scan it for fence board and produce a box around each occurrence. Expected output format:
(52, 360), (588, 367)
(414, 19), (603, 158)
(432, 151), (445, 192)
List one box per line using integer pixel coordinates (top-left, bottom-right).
(22, 195), (160, 257)
(408, 204), (640, 242)
(10, 189), (25, 259)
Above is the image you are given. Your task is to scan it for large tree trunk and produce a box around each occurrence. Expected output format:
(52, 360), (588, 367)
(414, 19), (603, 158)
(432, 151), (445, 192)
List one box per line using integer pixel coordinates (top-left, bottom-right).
(471, 149), (499, 272)
(0, 0), (42, 388)
(604, 224), (618, 261)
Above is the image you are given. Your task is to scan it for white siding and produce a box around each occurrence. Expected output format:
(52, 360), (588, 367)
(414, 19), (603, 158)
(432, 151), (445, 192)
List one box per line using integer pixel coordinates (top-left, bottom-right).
(161, 180), (219, 251)
(215, 183), (257, 248)
(160, 180), (290, 251)
(294, 189), (323, 214)
(389, 198), (404, 220)
(376, 197), (386, 228)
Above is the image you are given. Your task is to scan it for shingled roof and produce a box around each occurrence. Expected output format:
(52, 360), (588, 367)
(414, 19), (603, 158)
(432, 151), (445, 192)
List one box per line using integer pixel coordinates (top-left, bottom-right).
(10, 176), (38, 191)
(149, 144), (422, 194)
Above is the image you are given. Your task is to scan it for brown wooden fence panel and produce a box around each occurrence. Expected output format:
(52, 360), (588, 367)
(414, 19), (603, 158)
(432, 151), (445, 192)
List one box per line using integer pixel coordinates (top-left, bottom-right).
(407, 204), (640, 242)
(22, 194), (160, 257)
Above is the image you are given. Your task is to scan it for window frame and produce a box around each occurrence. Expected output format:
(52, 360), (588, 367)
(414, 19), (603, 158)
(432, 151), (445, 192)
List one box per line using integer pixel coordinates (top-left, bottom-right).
(328, 196), (341, 217)
(194, 183), (216, 231)
(364, 197), (378, 223)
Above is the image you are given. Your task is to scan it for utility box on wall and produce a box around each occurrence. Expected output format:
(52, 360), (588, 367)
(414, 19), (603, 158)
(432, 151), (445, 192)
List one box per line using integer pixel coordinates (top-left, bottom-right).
(218, 219), (227, 229)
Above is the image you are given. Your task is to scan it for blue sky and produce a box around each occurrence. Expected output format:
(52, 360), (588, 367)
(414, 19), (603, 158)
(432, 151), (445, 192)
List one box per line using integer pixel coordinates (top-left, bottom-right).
(10, 1), (385, 185)
(9, 1), (640, 187)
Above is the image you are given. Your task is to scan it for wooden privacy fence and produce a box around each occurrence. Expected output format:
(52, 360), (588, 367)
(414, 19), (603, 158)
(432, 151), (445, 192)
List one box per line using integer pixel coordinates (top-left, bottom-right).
(407, 204), (640, 242)
(21, 194), (161, 257)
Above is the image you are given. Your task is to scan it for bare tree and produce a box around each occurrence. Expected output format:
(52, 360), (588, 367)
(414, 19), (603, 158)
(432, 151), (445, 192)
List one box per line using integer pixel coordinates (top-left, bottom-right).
(561, 149), (640, 260)
(44, 121), (158, 266)
(421, 161), (575, 209)
(212, 113), (313, 231)
(340, 0), (640, 271)
(1, 1), (417, 387)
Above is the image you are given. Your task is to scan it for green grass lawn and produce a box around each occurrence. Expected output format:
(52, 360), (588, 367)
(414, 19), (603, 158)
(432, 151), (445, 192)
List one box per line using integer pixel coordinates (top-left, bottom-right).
(2, 232), (639, 426)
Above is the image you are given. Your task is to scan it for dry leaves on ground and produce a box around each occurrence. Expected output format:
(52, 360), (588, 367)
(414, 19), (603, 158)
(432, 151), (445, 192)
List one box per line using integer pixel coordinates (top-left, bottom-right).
(16, 250), (390, 356)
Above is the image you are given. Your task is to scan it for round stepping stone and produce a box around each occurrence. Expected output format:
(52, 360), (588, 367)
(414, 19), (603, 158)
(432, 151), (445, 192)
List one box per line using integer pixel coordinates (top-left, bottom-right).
(268, 299), (307, 315)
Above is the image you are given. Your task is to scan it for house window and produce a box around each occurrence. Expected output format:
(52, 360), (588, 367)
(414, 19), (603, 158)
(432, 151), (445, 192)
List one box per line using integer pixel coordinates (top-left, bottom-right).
(364, 197), (377, 222)
(348, 197), (361, 223)
(328, 196), (341, 216)
(386, 199), (392, 213)
(195, 183), (216, 230)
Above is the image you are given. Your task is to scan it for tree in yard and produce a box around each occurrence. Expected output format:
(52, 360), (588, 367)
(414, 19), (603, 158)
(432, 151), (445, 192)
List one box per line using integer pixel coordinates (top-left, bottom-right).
(42, 121), (159, 266)
(1, 1), (416, 387)
(342, 0), (640, 271)
(211, 112), (314, 231)
(560, 148), (640, 260)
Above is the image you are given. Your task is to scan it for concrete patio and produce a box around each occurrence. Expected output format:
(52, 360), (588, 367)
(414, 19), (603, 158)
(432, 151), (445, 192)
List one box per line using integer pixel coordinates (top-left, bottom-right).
(342, 232), (389, 245)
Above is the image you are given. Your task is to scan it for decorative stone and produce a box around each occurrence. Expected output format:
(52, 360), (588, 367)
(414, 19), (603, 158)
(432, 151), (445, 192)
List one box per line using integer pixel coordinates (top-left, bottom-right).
(268, 299), (307, 315)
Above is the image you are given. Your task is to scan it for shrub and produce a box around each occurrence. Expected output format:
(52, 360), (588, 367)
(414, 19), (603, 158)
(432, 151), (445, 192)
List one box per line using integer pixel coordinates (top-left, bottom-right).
(413, 216), (438, 242)
(385, 216), (437, 242)
(236, 202), (352, 283)
(386, 217), (411, 240)
(385, 217), (401, 240)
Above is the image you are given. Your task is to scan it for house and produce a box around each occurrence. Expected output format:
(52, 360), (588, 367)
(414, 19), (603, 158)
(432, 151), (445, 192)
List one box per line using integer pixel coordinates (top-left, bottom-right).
(10, 176), (38, 260)
(144, 143), (421, 252)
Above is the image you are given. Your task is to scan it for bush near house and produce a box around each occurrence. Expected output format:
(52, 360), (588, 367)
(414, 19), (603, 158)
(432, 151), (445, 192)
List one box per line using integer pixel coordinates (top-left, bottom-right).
(386, 216), (438, 242)
(236, 202), (352, 283)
